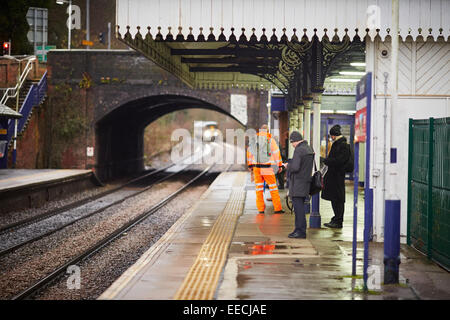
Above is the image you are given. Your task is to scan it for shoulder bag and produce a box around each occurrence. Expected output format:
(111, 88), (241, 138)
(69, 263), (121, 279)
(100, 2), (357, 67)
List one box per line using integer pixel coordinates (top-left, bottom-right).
(309, 159), (323, 195)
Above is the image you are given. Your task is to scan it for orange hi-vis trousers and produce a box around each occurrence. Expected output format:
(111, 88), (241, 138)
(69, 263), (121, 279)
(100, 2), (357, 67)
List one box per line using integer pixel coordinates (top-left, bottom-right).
(253, 167), (282, 212)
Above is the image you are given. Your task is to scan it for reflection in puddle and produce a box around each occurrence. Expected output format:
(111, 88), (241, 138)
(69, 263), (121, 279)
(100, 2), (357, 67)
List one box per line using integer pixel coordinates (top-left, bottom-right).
(232, 240), (306, 256)
(249, 243), (276, 255)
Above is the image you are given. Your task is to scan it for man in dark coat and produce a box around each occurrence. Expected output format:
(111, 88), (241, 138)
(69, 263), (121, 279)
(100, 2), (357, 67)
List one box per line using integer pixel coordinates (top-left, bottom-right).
(284, 131), (314, 238)
(321, 124), (351, 228)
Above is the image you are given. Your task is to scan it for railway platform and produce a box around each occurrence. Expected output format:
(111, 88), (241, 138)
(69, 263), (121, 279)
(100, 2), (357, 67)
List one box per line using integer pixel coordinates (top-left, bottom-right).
(0, 169), (98, 214)
(99, 171), (450, 301)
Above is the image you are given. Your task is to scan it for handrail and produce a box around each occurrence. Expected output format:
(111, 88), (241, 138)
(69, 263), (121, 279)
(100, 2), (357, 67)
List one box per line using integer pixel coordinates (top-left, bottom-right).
(0, 70), (47, 168)
(17, 71), (47, 135)
(0, 56), (36, 106)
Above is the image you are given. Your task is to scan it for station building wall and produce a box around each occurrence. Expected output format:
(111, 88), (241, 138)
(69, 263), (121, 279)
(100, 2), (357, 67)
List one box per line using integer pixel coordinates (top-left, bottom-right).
(366, 38), (450, 242)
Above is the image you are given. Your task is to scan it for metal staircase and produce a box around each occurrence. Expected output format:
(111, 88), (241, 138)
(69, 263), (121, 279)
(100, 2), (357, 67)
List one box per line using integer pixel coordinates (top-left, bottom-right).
(0, 57), (47, 168)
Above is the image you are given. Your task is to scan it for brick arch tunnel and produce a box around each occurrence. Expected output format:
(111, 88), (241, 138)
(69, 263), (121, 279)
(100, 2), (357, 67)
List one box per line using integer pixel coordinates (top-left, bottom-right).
(95, 94), (244, 181)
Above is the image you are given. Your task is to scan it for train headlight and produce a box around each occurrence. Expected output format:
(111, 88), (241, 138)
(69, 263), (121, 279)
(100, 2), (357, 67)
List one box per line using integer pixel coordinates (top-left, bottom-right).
(204, 130), (211, 138)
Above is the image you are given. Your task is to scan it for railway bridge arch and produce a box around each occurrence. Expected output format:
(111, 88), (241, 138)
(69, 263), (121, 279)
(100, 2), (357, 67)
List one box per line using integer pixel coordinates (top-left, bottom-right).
(47, 50), (268, 180)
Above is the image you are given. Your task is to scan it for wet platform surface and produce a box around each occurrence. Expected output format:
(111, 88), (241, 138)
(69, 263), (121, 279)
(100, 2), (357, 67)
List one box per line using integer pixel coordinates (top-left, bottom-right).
(0, 169), (92, 193)
(100, 171), (450, 300)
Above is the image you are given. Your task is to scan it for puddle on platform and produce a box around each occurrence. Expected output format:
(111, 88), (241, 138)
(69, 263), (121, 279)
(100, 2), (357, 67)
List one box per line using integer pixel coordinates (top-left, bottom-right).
(230, 240), (307, 256)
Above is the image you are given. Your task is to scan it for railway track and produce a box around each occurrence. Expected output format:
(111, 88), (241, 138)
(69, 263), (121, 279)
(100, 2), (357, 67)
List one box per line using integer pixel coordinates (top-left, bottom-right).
(0, 161), (179, 235)
(0, 144), (211, 257)
(11, 164), (215, 300)
(0, 163), (192, 258)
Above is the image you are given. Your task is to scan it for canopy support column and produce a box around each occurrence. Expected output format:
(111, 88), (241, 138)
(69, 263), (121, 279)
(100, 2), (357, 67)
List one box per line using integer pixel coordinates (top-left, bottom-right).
(310, 90), (323, 228)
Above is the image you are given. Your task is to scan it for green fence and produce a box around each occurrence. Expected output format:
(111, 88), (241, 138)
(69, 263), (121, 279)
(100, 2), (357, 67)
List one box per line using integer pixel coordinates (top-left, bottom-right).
(408, 117), (450, 270)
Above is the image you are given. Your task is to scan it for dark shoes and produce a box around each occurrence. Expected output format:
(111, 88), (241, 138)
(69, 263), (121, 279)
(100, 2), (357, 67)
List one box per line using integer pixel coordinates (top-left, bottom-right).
(258, 210), (284, 214)
(324, 222), (343, 228)
(288, 231), (306, 239)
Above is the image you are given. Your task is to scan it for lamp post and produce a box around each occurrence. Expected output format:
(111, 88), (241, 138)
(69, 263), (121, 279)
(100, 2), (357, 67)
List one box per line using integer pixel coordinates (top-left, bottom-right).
(56, 0), (72, 50)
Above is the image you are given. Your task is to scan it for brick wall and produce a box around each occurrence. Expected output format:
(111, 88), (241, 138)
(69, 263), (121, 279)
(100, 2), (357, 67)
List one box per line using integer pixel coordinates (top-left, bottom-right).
(24, 50), (269, 179)
(0, 57), (45, 88)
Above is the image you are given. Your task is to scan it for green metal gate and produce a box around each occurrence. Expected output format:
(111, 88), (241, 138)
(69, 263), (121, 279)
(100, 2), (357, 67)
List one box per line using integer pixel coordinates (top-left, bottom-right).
(407, 117), (450, 270)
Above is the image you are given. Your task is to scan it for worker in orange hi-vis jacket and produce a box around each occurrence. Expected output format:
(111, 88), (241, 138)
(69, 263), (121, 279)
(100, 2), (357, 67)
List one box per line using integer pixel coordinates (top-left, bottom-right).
(246, 124), (285, 214)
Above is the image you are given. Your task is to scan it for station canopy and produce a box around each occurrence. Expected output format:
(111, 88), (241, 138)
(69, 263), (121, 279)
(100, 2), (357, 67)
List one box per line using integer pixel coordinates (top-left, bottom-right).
(116, 0), (450, 93)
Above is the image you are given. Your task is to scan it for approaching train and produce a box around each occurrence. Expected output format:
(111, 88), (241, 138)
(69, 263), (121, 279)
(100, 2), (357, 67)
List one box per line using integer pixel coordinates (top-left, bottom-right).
(194, 121), (222, 142)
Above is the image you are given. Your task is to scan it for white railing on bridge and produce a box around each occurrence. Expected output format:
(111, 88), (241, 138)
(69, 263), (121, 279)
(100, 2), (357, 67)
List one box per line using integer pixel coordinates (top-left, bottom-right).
(0, 56), (37, 106)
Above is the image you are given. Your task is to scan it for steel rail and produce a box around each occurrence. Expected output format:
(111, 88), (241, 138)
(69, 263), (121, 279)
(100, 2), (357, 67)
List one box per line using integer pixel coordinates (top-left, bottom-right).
(0, 162), (191, 257)
(0, 161), (179, 235)
(11, 164), (215, 300)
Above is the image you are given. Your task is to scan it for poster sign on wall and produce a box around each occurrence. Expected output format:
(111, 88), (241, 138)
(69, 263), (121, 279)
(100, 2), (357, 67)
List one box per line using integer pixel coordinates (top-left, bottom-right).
(230, 94), (248, 125)
(355, 78), (368, 142)
(355, 102), (367, 142)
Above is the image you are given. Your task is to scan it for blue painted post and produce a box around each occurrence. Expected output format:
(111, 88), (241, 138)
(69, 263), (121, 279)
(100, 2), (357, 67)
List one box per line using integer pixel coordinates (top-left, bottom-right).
(310, 194), (321, 228)
(363, 207), (370, 290)
(360, 72), (374, 290)
(384, 199), (401, 284)
(352, 142), (359, 275)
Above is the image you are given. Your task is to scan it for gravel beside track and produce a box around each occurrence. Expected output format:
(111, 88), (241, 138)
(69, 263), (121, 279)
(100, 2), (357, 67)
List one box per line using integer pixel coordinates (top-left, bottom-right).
(0, 182), (123, 229)
(36, 182), (210, 300)
(0, 173), (205, 299)
(0, 188), (139, 252)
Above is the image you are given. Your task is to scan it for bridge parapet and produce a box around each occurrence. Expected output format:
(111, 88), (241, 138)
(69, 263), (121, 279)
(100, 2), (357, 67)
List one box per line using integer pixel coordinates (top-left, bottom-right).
(46, 50), (268, 180)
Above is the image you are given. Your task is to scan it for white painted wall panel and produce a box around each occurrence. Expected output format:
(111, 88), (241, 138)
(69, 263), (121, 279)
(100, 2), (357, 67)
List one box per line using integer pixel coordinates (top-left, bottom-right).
(416, 42), (450, 95)
(335, 0), (349, 39)
(419, 0), (432, 28)
(408, 0), (422, 39)
(443, 0), (450, 38)
(368, 32), (449, 242)
(430, 0), (443, 35)
(375, 39), (450, 95)
(284, 0), (297, 37)
(370, 96), (449, 241)
(116, 0), (450, 41)
(378, 0), (392, 39)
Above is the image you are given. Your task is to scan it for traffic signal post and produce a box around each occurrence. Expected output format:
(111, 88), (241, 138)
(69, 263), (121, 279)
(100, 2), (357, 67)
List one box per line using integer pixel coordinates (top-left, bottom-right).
(2, 41), (11, 55)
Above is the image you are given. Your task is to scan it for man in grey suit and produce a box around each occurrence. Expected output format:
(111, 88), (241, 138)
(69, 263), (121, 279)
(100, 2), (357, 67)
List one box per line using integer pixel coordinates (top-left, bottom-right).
(283, 131), (314, 239)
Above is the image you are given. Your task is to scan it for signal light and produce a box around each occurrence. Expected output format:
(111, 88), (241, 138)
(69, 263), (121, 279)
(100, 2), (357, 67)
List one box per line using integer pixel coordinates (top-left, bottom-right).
(2, 42), (11, 55)
(98, 32), (104, 44)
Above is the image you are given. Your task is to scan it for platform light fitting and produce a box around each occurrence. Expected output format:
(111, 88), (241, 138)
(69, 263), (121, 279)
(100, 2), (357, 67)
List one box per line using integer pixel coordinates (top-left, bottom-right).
(339, 71), (366, 76)
(350, 62), (366, 67)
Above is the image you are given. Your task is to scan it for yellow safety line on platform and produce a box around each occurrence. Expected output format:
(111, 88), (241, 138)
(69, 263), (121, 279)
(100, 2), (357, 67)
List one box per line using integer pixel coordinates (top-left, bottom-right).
(173, 172), (246, 300)
(98, 182), (216, 300)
